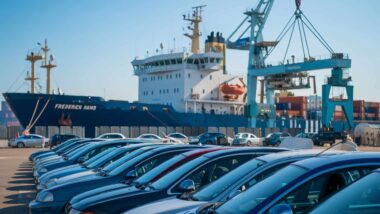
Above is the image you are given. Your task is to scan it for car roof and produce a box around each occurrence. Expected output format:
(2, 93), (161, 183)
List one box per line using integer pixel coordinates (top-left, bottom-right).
(148, 144), (203, 153)
(202, 147), (287, 158)
(292, 152), (380, 170)
(181, 147), (227, 157)
(256, 149), (346, 163)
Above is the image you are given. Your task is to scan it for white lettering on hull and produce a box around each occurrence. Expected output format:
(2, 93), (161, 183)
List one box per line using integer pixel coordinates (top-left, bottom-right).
(54, 104), (97, 111)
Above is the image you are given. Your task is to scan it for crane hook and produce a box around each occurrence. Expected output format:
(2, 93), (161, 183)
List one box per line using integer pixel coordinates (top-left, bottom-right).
(296, 0), (301, 10)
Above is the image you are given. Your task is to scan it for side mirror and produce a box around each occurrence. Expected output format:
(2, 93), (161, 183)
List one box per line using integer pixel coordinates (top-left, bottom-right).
(77, 156), (86, 163)
(268, 204), (294, 214)
(124, 169), (138, 182)
(179, 179), (196, 193)
(227, 189), (241, 200)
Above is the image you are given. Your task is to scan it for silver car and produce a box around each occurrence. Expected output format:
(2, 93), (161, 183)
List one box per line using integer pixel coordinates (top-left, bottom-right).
(8, 134), (48, 148)
(232, 133), (260, 146)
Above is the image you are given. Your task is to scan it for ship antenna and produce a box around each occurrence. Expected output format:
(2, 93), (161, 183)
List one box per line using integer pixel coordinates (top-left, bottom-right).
(40, 39), (56, 94)
(183, 5), (206, 53)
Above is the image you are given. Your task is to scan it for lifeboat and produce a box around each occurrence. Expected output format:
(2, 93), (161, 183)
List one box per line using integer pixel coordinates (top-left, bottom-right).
(220, 84), (246, 100)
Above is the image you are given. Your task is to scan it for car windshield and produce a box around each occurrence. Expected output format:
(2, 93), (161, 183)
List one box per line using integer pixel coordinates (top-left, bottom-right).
(83, 147), (117, 167)
(216, 165), (307, 214)
(68, 143), (99, 161)
(151, 156), (208, 190)
(101, 149), (150, 175)
(311, 172), (380, 214)
(134, 154), (185, 186)
(55, 139), (81, 153)
(107, 150), (156, 176)
(64, 143), (90, 157)
(192, 159), (265, 201)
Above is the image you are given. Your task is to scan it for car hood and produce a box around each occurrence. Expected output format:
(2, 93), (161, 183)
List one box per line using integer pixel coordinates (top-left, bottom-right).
(51, 170), (98, 187)
(70, 183), (127, 205)
(72, 186), (147, 211)
(39, 164), (84, 184)
(126, 197), (207, 214)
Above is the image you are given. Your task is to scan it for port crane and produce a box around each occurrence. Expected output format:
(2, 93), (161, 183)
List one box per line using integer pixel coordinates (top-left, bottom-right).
(227, 0), (353, 129)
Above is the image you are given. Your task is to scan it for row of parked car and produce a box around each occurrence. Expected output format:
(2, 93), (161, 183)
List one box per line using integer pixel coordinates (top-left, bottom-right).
(27, 135), (379, 214)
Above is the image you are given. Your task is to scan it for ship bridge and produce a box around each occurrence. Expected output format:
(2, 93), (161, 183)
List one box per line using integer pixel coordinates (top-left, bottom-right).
(132, 51), (223, 76)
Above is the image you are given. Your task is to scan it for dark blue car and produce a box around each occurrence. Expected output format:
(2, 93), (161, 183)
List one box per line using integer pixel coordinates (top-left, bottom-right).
(215, 152), (380, 214)
(66, 147), (287, 214)
(33, 140), (131, 179)
(189, 132), (228, 145)
(37, 143), (162, 190)
(29, 138), (83, 161)
(29, 145), (202, 214)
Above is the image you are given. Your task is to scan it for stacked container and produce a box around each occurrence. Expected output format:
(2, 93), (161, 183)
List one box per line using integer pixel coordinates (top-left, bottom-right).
(275, 96), (307, 118)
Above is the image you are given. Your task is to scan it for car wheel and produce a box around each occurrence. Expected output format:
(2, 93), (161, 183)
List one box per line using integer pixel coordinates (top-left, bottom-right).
(275, 141), (281, 147)
(17, 142), (25, 148)
(206, 140), (213, 145)
(247, 141), (252, 146)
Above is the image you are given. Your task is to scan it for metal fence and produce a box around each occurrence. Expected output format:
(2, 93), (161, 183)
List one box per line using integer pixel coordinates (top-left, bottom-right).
(0, 125), (302, 139)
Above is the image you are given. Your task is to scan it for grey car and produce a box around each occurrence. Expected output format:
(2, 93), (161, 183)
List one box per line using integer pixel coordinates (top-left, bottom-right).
(8, 134), (48, 148)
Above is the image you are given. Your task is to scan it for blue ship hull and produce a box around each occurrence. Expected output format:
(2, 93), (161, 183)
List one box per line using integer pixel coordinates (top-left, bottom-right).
(3, 93), (249, 137)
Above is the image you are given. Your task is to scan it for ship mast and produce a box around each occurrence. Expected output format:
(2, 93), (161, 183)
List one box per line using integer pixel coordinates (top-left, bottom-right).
(40, 39), (56, 94)
(183, 5), (206, 53)
(25, 49), (43, 94)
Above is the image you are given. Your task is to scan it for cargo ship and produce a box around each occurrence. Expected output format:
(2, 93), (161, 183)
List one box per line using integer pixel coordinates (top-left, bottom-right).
(3, 6), (250, 137)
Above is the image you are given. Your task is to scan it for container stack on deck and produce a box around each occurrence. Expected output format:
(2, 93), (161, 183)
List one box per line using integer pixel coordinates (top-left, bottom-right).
(275, 96), (307, 119)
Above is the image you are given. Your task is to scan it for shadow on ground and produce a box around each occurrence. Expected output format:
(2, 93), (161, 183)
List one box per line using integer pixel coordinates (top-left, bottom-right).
(2, 161), (36, 212)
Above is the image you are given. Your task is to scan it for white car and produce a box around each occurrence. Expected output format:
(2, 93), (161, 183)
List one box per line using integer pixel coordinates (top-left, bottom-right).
(96, 133), (126, 139)
(8, 134), (48, 148)
(232, 133), (260, 146)
(137, 134), (165, 142)
(165, 133), (189, 144)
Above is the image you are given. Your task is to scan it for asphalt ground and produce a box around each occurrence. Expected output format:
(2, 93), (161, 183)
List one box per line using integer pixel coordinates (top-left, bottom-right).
(0, 145), (379, 213)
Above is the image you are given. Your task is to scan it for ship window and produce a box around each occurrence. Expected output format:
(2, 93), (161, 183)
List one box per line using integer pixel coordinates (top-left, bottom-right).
(154, 62), (159, 66)
(177, 58), (182, 64)
(216, 58), (221, 63)
(166, 75), (169, 79)
(210, 58), (215, 63)
(200, 58), (205, 64)
(188, 73), (191, 78)
(201, 74), (203, 79)
(211, 90), (213, 94)
(171, 59), (176, 64)
(151, 91), (153, 95)
(159, 61), (164, 66)
(205, 58), (209, 63)
(165, 60), (170, 65)
(179, 73), (181, 78)
(187, 58), (194, 64)
(194, 59), (199, 65)
(167, 89), (169, 93)
(203, 89), (205, 94)
(191, 88), (193, 93)
(210, 75), (212, 80)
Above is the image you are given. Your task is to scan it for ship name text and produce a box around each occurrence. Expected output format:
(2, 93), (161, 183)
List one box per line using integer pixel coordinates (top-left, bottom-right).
(54, 104), (97, 111)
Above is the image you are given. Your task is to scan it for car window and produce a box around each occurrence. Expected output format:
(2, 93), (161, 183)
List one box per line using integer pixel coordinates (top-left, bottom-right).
(239, 163), (291, 192)
(282, 133), (289, 137)
(172, 155), (253, 193)
(310, 172), (380, 214)
(242, 134), (249, 138)
(134, 152), (180, 177)
(268, 167), (376, 214)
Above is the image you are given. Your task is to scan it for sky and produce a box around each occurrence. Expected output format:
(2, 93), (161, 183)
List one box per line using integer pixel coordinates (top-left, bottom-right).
(0, 0), (379, 103)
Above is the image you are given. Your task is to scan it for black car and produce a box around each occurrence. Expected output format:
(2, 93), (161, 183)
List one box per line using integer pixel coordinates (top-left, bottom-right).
(263, 132), (291, 146)
(189, 132), (229, 145)
(67, 147), (287, 213)
(30, 145), (203, 214)
(49, 134), (80, 148)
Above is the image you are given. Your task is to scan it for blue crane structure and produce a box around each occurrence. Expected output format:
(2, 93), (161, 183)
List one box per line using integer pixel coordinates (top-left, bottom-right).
(227, 0), (353, 130)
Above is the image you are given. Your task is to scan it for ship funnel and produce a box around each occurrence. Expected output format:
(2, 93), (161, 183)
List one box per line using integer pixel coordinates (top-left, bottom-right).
(205, 31), (226, 74)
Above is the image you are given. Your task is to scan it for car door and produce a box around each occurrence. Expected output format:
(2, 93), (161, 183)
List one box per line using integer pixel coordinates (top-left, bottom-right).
(31, 135), (41, 147)
(170, 154), (254, 193)
(266, 166), (376, 214)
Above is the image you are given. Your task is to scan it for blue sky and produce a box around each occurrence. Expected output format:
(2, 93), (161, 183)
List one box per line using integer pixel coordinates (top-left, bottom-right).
(1, 0), (379, 102)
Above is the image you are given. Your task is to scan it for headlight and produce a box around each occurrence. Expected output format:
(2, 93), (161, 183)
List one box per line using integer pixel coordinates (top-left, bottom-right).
(46, 178), (57, 188)
(39, 167), (48, 173)
(36, 191), (54, 202)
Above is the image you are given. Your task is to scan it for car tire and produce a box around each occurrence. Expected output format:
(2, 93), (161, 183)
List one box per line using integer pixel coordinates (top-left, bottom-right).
(275, 141), (281, 147)
(17, 142), (25, 148)
(206, 140), (213, 145)
(247, 141), (252, 146)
